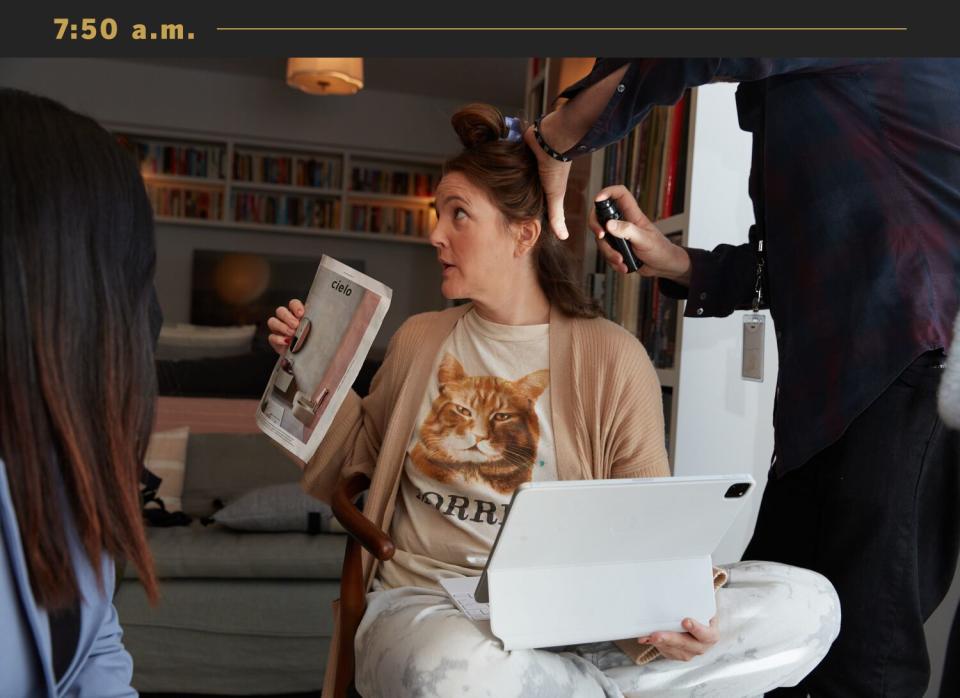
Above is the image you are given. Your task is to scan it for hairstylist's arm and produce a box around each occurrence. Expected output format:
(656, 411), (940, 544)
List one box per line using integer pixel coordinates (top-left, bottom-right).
(523, 64), (629, 240)
(589, 185), (692, 285)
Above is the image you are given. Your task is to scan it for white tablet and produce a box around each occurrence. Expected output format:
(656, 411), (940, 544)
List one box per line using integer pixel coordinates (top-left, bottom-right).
(470, 474), (755, 650)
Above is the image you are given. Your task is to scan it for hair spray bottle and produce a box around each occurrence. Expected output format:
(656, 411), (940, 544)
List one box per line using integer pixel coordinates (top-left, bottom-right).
(595, 199), (641, 273)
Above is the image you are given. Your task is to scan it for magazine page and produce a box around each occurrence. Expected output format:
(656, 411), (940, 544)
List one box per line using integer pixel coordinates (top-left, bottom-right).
(256, 255), (392, 464)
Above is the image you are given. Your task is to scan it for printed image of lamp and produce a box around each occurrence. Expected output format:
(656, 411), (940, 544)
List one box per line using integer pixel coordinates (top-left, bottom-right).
(274, 356), (295, 392)
(292, 388), (329, 426)
(290, 317), (312, 354)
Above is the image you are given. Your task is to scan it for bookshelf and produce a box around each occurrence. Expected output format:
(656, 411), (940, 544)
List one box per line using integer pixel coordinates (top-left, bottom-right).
(115, 127), (441, 244)
(528, 63), (774, 510)
(583, 91), (694, 464)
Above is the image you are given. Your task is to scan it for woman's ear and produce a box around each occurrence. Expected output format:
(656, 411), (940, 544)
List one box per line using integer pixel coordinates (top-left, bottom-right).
(514, 218), (542, 258)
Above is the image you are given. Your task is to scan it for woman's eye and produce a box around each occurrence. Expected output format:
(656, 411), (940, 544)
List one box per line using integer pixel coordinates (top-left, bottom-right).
(454, 207), (467, 220)
(456, 405), (471, 417)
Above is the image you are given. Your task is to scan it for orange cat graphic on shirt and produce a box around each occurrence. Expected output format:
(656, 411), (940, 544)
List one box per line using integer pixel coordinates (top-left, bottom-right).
(410, 353), (549, 494)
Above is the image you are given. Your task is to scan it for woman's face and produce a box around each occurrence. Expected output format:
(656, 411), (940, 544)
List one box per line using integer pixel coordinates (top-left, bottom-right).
(429, 172), (521, 303)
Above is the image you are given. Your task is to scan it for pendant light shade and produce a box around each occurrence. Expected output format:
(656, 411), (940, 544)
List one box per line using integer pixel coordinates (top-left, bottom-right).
(286, 58), (364, 95)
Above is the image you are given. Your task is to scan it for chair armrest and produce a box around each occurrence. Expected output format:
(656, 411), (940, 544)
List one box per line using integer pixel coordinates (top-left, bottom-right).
(331, 473), (395, 561)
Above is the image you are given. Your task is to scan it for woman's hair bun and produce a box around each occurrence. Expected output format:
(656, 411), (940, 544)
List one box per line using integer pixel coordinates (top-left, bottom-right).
(451, 103), (508, 150)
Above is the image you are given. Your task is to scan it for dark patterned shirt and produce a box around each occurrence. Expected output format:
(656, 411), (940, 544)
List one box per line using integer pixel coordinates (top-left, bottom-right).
(559, 59), (960, 476)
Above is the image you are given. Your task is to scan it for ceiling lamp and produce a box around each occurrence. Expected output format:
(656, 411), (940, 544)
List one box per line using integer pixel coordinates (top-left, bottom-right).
(286, 58), (364, 95)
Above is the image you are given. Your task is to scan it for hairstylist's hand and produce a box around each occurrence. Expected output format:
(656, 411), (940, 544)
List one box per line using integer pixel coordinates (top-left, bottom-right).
(267, 299), (305, 354)
(523, 122), (573, 240)
(638, 616), (719, 662)
(590, 185), (692, 286)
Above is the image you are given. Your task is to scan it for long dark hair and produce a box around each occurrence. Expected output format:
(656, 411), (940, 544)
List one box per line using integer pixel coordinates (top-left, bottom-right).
(0, 88), (159, 608)
(445, 103), (601, 319)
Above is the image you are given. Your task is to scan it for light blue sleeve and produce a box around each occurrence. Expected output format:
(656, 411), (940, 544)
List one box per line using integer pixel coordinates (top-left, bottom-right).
(62, 565), (137, 698)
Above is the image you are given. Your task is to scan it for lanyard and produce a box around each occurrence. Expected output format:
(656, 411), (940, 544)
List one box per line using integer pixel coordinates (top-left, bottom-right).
(752, 239), (765, 312)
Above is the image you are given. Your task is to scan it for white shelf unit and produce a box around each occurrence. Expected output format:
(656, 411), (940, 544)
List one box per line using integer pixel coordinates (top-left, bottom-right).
(524, 58), (548, 120)
(113, 124), (442, 246)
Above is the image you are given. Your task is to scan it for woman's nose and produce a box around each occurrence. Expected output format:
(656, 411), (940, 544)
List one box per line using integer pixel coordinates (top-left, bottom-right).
(428, 220), (447, 248)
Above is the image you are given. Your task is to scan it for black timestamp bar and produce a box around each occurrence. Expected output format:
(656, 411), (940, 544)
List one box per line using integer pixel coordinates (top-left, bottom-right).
(53, 18), (196, 41)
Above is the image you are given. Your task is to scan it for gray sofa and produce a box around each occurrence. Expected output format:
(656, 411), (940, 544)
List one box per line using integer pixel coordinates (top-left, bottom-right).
(115, 432), (344, 695)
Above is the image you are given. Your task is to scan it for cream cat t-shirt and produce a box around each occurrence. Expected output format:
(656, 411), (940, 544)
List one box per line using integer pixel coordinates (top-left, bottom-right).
(378, 308), (556, 590)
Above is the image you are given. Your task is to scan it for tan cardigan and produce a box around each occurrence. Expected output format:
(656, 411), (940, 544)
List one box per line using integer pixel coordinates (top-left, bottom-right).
(303, 303), (670, 692)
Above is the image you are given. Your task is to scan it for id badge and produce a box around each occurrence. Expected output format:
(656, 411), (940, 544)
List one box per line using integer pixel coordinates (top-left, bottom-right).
(741, 313), (765, 382)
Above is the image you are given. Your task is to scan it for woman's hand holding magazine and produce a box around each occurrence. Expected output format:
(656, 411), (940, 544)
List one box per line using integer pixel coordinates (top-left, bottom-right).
(267, 298), (305, 354)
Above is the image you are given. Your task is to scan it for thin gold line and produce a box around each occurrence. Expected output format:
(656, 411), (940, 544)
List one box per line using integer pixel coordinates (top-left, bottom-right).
(216, 26), (908, 32)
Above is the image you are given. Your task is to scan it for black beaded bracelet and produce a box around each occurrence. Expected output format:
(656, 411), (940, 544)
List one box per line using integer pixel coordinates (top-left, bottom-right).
(533, 116), (571, 162)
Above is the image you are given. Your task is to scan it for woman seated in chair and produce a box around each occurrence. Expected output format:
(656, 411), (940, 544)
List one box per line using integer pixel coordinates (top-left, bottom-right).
(268, 103), (840, 698)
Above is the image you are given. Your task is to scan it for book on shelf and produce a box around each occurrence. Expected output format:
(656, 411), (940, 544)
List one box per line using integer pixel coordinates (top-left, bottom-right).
(348, 203), (433, 237)
(232, 191), (341, 229)
(117, 134), (225, 180)
(233, 151), (341, 189)
(146, 184), (222, 220)
(116, 128), (440, 239)
(526, 82), (546, 120)
(593, 93), (690, 370)
(530, 57), (544, 80)
(350, 167), (437, 197)
(659, 92), (689, 219)
(601, 92), (690, 222)
(661, 387), (673, 452)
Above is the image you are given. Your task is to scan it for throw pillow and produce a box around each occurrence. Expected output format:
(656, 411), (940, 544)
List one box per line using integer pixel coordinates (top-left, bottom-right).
(210, 482), (341, 533)
(144, 426), (189, 512)
(157, 323), (257, 361)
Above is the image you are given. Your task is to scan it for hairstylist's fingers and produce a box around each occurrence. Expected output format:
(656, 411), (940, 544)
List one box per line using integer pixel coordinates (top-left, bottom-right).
(544, 163), (572, 240)
(275, 305), (300, 331)
(597, 237), (629, 274)
(267, 316), (296, 337)
(600, 216), (688, 282)
(524, 123), (572, 240)
(595, 185), (652, 228)
(288, 298), (305, 317)
(603, 218), (642, 243)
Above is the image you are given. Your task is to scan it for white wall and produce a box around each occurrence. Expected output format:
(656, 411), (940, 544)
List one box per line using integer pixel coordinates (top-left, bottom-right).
(672, 83), (777, 566)
(0, 58), (512, 348)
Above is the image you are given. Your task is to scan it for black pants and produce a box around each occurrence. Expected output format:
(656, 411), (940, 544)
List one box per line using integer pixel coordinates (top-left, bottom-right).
(743, 350), (960, 697)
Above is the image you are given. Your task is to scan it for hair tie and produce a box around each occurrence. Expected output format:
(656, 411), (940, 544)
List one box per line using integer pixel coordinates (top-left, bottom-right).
(502, 116), (524, 143)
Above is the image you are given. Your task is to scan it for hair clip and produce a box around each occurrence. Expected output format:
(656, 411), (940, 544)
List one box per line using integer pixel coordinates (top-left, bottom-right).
(502, 115), (524, 143)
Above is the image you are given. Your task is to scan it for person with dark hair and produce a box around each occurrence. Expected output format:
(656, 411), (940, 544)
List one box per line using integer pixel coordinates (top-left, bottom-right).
(269, 103), (839, 696)
(0, 88), (161, 696)
(525, 58), (960, 697)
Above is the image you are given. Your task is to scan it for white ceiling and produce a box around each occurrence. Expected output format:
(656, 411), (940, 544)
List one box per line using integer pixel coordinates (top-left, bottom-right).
(113, 58), (528, 109)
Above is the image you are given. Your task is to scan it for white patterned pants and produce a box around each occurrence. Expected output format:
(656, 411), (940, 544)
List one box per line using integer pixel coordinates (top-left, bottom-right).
(355, 561), (841, 698)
